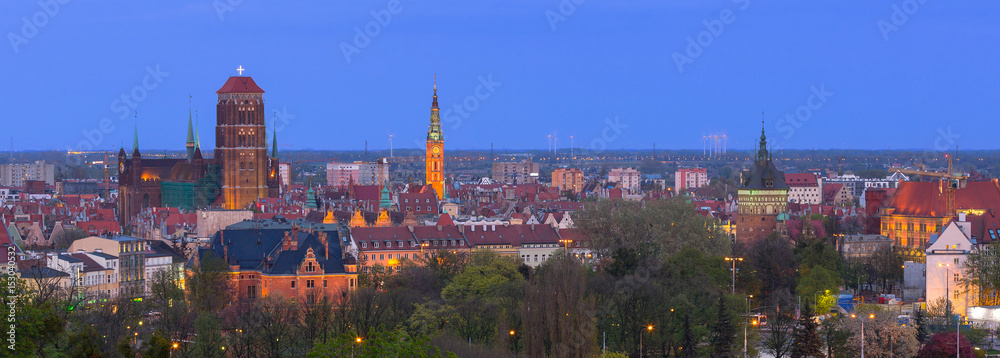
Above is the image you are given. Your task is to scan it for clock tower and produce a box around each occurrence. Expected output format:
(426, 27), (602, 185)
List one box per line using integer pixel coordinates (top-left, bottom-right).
(426, 78), (444, 201)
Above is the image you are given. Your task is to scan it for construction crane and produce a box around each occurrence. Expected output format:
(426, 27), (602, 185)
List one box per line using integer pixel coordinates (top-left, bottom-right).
(890, 154), (967, 217)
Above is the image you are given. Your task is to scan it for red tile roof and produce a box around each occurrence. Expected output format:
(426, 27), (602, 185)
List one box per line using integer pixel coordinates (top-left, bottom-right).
(887, 181), (1000, 217)
(785, 173), (819, 187)
(216, 76), (264, 94)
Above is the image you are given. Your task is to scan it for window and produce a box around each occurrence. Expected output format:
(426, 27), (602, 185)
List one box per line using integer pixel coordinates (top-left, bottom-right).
(427, 206), (432, 212)
(247, 285), (257, 299)
(291, 281), (296, 288)
(954, 258), (960, 265)
(323, 280), (328, 288)
(361, 242), (367, 248)
(380, 254), (384, 260)
(954, 273), (959, 282)
(373, 242), (379, 248)
(404, 253), (409, 259)
(386, 241), (392, 248)
(306, 280), (315, 288)
(306, 262), (315, 272)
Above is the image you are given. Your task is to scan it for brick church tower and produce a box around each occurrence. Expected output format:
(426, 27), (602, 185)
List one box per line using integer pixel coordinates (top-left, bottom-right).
(425, 78), (445, 201)
(736, 122), (789, 242)
(216, 74), (271, 209)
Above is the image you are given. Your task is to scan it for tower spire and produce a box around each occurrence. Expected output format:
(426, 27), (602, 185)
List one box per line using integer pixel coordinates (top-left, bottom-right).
(432, 74), (438, 109)
(132, 112), (139, 154)
(187, 96), (196, 160)
(271, 114), (278, 159)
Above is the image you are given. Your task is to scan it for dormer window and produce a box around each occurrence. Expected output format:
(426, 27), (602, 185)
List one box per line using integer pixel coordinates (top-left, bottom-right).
(373, 242), (379, 248)
(386, 241), (392, 248)
(361, 242), (367, 248)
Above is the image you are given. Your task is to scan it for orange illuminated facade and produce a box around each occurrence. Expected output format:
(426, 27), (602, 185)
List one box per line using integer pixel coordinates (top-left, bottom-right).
(552, 168), (585, 194)
(426, 79), (445, 201)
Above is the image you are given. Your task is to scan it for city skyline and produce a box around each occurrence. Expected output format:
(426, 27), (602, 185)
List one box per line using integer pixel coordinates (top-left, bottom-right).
(4, 1), (999, 152)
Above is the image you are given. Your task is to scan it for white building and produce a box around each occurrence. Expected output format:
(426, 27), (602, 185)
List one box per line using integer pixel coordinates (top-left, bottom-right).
(925, 218), (977, 317)
(784, 173), (822, 204)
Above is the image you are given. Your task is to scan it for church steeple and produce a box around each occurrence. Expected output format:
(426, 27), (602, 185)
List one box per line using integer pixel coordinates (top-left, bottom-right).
(132, 114), (140, 158)
(425, 75), (445, 201)
(271, 125), (278, 159)
(186, 96), (196, 160)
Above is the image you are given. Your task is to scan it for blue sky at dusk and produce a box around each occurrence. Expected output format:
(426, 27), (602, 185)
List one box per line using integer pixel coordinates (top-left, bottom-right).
(2, 1), (998, 152)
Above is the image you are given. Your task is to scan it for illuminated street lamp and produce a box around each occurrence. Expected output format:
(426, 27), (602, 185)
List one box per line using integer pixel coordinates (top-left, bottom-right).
(640, 324), (653, 358)
(851, 313), (875, 358)
(724, 257), (743, 295)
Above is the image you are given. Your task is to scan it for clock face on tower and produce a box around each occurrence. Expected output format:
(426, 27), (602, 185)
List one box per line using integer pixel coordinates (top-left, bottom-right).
(432, 146), (440, 155)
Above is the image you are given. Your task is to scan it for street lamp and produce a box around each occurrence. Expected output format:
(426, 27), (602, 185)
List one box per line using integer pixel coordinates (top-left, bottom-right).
(353, 337), (362, 358)
(744, 294), (753, 358)
(724, 257), (743, 295)
(851, 313), (875, 358)
(939, 262), (959, 358)
(640, 324), (653, 358)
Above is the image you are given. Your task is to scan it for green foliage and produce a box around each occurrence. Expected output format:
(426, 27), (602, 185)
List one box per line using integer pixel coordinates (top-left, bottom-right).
(141, 331), (172, 358)
(523, 253), (595, 357)
(963, 241), (1000, 296)
(790, 305), (823, 358)
(188, 252), (232, 313)
(410, 250), (525, 345)
(820, 316), (855, 358)
(710, 296), (736, 357)
(308, 329), (457, 358)
(66, 323), (104, 358)
(797, 266), (840, 314)
(794, 238), (843, 278)
(193, 313), (225, 358)
(575, 198), (730, 262)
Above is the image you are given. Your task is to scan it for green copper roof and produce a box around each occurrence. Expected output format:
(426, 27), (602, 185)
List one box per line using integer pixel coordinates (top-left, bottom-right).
(271, 128), (278, 159)
(379, 185), (391, 209)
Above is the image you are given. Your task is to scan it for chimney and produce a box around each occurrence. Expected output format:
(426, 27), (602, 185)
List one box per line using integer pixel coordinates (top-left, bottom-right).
(458, 224), (464, 233)
(437, 225), (443, 231)
(282, 231), (292, 251)
(530, 224), (535, 231)
(491, 224), (495, 231)
(408, 225), (414, 232)
(319, 232), (329, 260)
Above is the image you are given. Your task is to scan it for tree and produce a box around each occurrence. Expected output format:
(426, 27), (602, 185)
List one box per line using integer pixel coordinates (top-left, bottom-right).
(914, 309), (929, 343)
(790, 304), (823, 358)
(820, 316), (854, 358)
(308, 329), (457, 358)
(710, 296), (736, 357)
(680, 314), (696, 358)
(917, 332), (974, 358)
(762, 312), (795, 358)
(797, 266), (840, 315)
(842, 307), (919, 357)
(746, 234), (797, 309)
(523, 253), (595, 358)
(963, 241), (1000, 305)
(66, 323), (104, 358)
(188, 252), (232, 313)
(575, 198), (730, 262)
(142, 331), (172, 358)
(193, 313), (226, 358)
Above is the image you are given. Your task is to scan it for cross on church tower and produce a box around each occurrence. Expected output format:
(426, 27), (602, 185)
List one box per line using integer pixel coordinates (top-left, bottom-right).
(237, 65), (245, 76)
